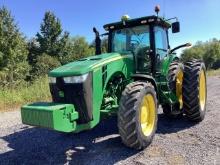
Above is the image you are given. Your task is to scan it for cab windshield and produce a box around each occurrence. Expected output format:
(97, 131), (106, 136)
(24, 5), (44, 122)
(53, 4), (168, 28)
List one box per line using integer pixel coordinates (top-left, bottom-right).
(111, 25), (150, 53)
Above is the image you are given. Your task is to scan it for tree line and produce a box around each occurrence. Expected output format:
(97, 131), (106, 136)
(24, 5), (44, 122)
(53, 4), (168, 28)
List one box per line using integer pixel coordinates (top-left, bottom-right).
(0, 6), (108, 87)
(181, 38), (220, 69)
(0, 6), (219, 87)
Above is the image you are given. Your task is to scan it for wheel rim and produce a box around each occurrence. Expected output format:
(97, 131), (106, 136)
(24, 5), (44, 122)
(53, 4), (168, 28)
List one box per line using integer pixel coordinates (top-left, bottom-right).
(176, 70), (183, 109)
(140, 94), (156, 136)
(199, 70), (206, 111)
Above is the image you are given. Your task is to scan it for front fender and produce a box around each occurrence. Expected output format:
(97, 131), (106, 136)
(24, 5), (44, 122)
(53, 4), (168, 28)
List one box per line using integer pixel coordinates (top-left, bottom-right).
(131, 74), (158, 94)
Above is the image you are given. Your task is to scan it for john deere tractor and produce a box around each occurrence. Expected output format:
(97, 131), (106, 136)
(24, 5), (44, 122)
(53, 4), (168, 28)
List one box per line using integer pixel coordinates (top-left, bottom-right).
(21, 6), (207, 149)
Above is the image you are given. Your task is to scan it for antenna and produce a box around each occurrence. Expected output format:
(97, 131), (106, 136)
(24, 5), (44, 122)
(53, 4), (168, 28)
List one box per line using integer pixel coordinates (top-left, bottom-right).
(163, 0), (166, 18)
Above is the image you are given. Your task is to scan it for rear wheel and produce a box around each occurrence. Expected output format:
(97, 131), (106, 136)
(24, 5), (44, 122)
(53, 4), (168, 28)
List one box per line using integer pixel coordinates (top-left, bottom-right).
(162, 61), (184, 118)
(183, 59), (207, 121)
(118, 81), (158, 150)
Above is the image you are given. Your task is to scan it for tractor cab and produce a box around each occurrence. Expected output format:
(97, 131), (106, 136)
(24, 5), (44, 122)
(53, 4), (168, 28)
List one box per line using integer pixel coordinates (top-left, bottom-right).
(97, 7), (180, 76)
(105, 16), (172, 75)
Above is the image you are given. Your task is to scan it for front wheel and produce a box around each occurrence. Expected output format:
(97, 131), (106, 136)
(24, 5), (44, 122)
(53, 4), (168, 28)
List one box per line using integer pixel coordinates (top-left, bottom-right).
(118, 81), (158, 150)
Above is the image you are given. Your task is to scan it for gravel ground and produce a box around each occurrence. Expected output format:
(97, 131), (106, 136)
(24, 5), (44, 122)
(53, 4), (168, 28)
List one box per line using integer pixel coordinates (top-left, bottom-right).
(0, 76), (220, 165)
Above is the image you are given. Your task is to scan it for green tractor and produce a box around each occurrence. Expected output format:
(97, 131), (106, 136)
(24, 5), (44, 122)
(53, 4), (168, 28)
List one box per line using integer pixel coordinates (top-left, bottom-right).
(21, 6), (207, 149)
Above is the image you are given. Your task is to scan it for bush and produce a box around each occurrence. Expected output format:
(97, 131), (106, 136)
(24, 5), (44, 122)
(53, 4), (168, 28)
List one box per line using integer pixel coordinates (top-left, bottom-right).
(33, 53), (61, 78)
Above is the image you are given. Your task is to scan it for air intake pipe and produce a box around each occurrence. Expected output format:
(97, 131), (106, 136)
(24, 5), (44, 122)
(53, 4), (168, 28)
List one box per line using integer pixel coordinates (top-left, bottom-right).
(93, 27), (101, 55)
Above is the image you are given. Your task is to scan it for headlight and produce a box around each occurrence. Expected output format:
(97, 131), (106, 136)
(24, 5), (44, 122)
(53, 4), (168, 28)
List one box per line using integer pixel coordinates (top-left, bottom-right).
(49, 77), (56, 83)
(63, 73), (89, 84)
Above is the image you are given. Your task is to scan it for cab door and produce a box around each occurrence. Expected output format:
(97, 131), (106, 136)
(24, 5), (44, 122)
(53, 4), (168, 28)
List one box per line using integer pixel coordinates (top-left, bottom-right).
(154, 26), (169, 73)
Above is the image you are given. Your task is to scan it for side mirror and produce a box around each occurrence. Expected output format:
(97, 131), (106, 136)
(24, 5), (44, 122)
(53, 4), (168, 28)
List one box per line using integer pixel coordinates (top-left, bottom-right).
(172, 21), (180, 33)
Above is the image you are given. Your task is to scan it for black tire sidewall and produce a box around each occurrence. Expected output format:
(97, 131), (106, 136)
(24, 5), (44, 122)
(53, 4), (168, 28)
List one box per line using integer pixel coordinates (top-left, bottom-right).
(183, 60), (207, 121)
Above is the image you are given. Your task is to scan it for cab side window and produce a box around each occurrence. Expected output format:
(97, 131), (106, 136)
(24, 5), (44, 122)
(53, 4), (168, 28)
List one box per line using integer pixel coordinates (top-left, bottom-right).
(154, 26), (168, 58)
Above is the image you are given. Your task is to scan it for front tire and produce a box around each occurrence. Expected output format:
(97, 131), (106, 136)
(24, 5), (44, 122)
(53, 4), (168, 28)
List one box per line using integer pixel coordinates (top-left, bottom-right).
(118, 81), (158, 150)
(183, 59), (207, 121)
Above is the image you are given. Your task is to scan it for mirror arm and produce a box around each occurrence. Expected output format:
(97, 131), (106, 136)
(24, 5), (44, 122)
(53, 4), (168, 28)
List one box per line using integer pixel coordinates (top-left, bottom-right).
(165, 17), (178, 22)
(100, 32), (109, 37)
(169, 43), (192, 54)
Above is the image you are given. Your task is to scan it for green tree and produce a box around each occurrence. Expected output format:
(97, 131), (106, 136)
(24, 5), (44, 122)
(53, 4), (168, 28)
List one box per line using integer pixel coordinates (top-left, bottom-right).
(36, 11), (69, 58)
(34, 53), (61, 77)
(0, 6), (29, 86)
(212, 39), (220, 69)
(203, 39), (220, 69)
(27, 11), (71, 78)
(181, 41), (204, 62)
(181, 39), (220, 69)
(90, 37), (108, 54)
(61, 36), (95, 64)
(101, 37), (108, 53)
(27, 38), (41, 66)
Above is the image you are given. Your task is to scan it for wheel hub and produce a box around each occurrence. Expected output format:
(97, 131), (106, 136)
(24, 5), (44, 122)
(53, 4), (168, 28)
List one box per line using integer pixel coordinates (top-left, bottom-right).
(199, 70), (206, 111)
(176, 70), (183, 109)
(140, 94), (156, 136)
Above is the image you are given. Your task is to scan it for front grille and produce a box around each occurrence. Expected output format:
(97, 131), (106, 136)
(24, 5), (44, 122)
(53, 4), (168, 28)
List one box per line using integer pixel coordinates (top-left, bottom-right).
(49, 73), (93, 123)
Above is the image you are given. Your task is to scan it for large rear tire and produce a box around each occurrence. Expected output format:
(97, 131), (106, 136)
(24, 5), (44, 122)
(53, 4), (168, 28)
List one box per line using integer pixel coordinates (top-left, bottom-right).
(183, 59), (207, 121)
(118, 81), (158, 150)
(162, 61), (184, 118)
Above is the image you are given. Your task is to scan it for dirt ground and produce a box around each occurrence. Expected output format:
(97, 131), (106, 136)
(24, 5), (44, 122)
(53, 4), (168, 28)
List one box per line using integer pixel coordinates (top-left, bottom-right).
(0, 76), (220, 165)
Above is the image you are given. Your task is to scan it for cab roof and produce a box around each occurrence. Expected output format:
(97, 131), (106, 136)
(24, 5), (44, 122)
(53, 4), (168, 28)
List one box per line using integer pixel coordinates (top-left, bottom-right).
(103, 15), (171, 31)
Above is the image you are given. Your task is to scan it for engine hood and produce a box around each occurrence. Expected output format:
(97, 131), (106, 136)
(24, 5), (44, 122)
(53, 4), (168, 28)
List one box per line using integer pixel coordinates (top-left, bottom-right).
(49, 53), (131, 77)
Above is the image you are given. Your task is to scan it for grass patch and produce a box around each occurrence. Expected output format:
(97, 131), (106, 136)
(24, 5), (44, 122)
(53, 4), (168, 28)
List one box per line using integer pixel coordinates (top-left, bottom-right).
(207, 69), (220, 76)
(0, 77), (51, 111)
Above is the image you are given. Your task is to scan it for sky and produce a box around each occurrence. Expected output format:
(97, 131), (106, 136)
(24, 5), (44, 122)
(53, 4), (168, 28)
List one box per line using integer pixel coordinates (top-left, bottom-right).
(0, 0), (220, 50)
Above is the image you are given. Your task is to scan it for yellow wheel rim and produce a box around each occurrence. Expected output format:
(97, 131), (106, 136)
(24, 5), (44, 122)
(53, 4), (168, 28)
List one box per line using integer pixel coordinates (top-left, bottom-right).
(199, 70), (206, 111)
(140, 94), (156, 136)
(176, 70), (183, 109)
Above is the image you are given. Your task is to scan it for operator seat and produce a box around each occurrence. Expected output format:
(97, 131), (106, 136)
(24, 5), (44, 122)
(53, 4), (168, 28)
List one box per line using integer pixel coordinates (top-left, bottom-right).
(136, 46), (151, 72)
